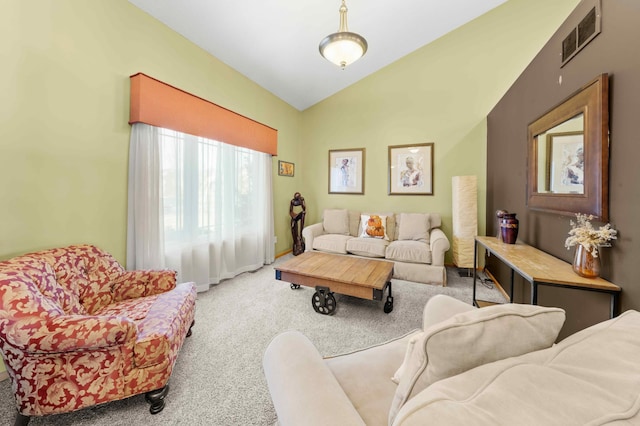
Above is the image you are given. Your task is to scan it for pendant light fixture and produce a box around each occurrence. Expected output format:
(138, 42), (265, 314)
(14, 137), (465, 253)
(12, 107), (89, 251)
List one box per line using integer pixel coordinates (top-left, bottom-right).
(319, 0), (368, 69)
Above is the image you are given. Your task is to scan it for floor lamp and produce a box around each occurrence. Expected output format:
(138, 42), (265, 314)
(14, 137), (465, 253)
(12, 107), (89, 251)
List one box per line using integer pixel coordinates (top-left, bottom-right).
(452, 176), (478, 274)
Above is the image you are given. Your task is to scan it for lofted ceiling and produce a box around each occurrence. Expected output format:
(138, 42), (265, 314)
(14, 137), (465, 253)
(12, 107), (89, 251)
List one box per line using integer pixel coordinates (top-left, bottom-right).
(128, 0), (508, 111)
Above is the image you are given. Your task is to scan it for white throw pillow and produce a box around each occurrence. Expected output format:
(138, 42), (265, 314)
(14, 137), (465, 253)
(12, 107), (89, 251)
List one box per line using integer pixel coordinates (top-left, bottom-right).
(392, 295), (476, 383)
(358, 214), (389, 240)
(391, 333), (421, 384)
(397, 213), (430, 242)
(388, 303), (566, 425)
(322, 209), (349, 235)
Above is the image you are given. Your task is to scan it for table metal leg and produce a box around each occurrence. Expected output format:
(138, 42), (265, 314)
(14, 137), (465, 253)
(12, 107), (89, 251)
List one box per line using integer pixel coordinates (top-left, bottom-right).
(510, 269), (515, 303)
(472, 239), (478, 307)
(384, 281), (394, 313)
(611, 292), (620, 318)
(531, 281), (538, 305)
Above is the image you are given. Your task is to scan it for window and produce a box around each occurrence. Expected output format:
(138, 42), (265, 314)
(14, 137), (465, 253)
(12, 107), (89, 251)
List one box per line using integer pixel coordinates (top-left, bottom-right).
(127, 123), (274, 290)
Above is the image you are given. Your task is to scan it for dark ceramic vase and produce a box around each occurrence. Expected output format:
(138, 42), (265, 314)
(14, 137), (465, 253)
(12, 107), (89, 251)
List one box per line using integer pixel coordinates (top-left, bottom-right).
(500, 213), (519, 244)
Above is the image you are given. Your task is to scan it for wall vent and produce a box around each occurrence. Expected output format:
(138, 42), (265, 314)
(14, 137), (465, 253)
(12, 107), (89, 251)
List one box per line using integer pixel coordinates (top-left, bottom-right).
(561, 1), (601, 67)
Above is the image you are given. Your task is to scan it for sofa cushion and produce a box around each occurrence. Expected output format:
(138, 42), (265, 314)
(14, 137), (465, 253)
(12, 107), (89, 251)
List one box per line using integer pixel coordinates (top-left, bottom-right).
(348, 210), (361, 237)
(7, 257), (87, 315)
(323, 209), (350, 235)
(94, 294), (157, 321)
(346, 238), (389, 258)
(358, 214), (389, 240)
(392, 295), (476, 384)
(397, 213), (430, 242)
(313, 234), (353, 254)
(325, 330), (419, 426)
(394, 310), (640, 426)
(385, 240), (432, 264)
(388, 303), (566, 424)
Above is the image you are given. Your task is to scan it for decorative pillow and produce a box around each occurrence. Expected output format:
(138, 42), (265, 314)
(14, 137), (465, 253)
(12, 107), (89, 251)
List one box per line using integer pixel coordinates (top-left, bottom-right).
(347, 210), (361, 237)
(391, 333), (421, 384)
(323, 209), (349, 235)
(398, 213), (430, 242)
(359, 214), (389, 240)
(388, 303), (566, 425)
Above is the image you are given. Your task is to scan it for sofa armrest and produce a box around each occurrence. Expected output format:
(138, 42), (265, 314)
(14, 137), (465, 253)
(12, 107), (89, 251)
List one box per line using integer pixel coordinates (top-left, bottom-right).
(112, 270), (177, 302)
(263, 331), (365, 426)
(301, 222), (325, 252)
(1, 314), (137, 353)
(429, 228), (450, 266)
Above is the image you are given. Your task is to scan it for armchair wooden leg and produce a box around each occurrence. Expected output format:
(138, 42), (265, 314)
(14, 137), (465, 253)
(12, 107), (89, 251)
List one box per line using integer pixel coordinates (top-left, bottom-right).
(15, 412), (30, 426)
(186, 320), (195, 337)
(145, 385), (169, 414)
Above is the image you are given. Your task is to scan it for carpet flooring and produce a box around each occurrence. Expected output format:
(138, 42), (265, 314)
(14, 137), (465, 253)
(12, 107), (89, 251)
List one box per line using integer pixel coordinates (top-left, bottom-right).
(0, 256), (506, 425)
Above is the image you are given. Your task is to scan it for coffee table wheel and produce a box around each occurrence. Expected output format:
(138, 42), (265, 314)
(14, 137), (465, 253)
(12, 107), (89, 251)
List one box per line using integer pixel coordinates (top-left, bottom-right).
(311, 291), (336, 315)
(384, 296), (394, 314)
(290, 283), (301, 290)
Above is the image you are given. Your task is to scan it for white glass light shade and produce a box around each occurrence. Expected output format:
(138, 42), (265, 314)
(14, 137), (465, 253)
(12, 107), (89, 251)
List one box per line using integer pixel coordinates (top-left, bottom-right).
(319, 32), (368, 69)
(319, 0), (368, 69)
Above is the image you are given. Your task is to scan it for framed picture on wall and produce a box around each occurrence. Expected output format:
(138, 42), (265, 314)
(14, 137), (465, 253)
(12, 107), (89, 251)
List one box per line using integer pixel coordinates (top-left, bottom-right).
(388, 143), (434, 195)
(278, 160), (295, 177)
(328, 148), (365, 194)
(546, 131), (584, 194)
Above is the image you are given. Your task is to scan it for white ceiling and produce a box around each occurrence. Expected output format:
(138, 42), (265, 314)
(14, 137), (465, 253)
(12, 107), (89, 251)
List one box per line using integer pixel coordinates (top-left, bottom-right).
(128, 0), (508, 111)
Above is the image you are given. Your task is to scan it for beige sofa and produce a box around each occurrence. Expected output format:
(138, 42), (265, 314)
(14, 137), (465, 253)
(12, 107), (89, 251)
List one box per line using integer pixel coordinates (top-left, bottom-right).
(264, 295), (640, 425)
(302, 209), (450, 286)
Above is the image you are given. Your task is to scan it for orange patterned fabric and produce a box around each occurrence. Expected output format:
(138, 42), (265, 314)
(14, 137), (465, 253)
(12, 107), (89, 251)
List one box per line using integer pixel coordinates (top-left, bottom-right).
(0, 245), (196, 418)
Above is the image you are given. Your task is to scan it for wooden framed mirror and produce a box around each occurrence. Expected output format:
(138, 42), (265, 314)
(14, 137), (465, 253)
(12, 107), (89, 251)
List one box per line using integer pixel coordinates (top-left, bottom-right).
(527, 74), (609, 221)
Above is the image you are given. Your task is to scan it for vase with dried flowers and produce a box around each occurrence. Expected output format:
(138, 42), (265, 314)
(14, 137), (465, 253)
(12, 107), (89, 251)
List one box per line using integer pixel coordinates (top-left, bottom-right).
(565, 213), (617, 278)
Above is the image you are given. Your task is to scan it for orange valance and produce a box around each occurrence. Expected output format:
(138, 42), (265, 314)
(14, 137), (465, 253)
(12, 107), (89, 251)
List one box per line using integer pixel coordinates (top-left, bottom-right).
(129, 73), (277, 155)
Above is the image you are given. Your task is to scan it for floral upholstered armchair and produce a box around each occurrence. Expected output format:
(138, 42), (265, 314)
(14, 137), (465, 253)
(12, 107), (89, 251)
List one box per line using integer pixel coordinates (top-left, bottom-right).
(0, 245), (196, 425)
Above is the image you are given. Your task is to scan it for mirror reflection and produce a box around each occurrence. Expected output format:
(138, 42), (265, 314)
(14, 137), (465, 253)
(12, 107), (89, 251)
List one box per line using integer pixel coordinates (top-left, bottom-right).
(526, 73), (609, 221)
(535, 113), (584, 194)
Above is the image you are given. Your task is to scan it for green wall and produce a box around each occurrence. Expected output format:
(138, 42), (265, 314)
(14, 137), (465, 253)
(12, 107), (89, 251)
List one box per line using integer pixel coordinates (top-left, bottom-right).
(0, 0), (302, 261)
(300, 0), (580, 263)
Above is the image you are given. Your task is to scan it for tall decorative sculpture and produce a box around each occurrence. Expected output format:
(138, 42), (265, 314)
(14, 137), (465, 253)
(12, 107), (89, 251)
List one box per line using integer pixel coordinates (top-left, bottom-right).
(290, 192), (306, 255)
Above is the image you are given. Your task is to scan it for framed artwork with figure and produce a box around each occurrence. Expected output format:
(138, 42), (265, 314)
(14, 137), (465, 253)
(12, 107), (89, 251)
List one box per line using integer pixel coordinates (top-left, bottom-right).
(328, 148), (365, 194)
(388, 143), (434, 195)
(546, 131), (584, 194)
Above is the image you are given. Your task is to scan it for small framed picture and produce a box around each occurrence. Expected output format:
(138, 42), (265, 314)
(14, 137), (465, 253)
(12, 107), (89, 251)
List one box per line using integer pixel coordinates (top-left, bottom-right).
(328, 148), (365, 194)
(388, 143), (434, 195)
(278, 160), (295, 177)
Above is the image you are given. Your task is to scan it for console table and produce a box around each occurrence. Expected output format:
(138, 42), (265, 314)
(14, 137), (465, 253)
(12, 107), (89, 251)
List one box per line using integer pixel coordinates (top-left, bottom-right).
(473, 236), (621, 318)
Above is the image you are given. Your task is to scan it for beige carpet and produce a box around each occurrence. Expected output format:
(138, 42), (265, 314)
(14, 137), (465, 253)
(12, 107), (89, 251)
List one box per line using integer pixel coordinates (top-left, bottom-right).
(0, 255), (506, 425)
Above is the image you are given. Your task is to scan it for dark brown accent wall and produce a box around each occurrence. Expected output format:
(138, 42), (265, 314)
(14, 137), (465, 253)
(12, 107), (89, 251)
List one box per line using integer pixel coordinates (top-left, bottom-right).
(487, 0), (640, 339)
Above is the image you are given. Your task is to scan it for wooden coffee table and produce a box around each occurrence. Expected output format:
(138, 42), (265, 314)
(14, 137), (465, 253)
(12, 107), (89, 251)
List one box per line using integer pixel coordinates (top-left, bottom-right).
(274, 251), (394, 315)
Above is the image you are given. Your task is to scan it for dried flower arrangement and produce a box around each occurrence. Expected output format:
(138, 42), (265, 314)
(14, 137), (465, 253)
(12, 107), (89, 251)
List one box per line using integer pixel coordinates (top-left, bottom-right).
(565, 213), (617, 257)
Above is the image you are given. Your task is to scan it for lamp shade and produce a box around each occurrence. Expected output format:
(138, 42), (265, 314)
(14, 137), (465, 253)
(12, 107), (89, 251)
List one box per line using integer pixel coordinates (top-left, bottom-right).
(452, 176), (478, 268)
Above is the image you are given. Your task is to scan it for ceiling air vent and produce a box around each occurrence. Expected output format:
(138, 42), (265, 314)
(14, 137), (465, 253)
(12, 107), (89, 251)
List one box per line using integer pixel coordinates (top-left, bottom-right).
(561, 1), (601, 67)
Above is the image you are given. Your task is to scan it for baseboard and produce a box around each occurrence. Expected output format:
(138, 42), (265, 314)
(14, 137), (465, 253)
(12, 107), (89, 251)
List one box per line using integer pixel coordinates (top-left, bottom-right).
(0, 371), (8, 382)
(275, 249), (292, 259)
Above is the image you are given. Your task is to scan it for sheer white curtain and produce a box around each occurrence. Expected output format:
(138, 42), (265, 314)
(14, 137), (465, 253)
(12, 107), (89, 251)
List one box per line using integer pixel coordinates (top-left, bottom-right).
(127, 123), (275, 292)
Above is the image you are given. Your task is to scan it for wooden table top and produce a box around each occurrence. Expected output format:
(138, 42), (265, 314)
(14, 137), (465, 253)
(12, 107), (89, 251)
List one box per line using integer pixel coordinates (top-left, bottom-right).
(275, 251), (394, 291)
(476, 236), (620, 292)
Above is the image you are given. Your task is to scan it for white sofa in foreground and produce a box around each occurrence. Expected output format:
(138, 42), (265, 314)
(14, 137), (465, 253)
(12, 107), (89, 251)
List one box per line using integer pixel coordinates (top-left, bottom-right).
(264, 295), (640, 425)
(302, 209), (450, 286)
